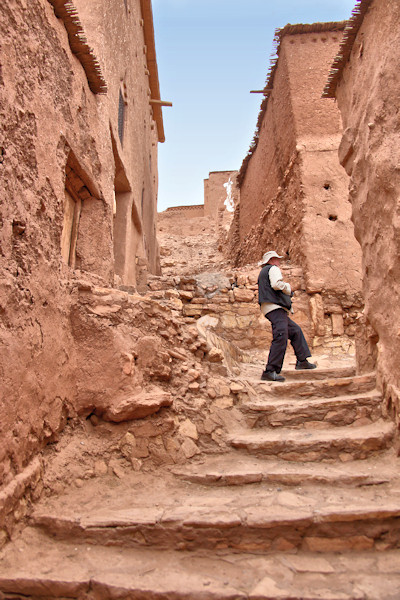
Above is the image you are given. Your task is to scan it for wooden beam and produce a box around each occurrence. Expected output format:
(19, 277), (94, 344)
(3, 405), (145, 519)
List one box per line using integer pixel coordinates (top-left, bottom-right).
(150, 99), (173, 107)
(250, 88), (273, 94)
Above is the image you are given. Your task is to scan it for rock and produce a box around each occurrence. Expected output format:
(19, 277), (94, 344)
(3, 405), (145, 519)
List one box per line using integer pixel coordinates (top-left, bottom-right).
(180, 438), (200, 459)
(207, 347), (224, 363)
(179, 419), (198, 440)
(214, 396), (233, 409)
(131, 458), (142, 471)
(94, 460), (108, 476)
(131, 438), (150, 458)
(88, 304), (122, 316)
(103, 388), (172, 422)
(188, 369), (200, 381)
(217, 384), (231, 397)
(233, 288), (254, 302)
(109, 459), (125, 479)
(168, 349), (186, 361)
(119, 432), (136, 458)
(188, 382), (200, 392)
(135, 336), (172, 381)
(230, 382), (244, 393)
(89, 414), (99, 426)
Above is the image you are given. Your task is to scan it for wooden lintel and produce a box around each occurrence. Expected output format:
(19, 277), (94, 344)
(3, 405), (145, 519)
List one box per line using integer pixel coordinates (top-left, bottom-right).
(150, 99), (173, 107)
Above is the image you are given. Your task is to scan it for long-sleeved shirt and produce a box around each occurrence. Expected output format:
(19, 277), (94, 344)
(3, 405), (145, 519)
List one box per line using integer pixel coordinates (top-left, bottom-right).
(260, 265), (292, 316)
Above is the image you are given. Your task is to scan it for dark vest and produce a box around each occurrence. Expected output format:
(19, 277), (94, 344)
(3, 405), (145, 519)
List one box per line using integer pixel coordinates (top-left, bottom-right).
(258, 265), (292, 311)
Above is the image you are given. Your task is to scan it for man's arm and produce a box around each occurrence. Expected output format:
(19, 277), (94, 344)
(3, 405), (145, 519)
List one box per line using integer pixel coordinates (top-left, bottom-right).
(269, 266), (291, 295)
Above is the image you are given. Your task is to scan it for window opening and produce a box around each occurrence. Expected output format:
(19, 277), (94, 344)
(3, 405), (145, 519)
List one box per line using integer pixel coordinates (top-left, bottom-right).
(61, 188), (82, 268)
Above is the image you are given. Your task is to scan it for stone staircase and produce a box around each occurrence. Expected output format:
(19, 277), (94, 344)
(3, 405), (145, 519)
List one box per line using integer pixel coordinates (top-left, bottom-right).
(2, 364), (400, 599)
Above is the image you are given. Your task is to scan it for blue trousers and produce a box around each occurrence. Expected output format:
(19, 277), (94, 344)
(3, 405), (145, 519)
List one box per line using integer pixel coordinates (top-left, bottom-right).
(265, 308), (311, 374)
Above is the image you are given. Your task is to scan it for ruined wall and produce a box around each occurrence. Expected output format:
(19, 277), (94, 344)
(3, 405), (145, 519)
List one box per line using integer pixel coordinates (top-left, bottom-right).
(332, 0), (400, 425)
(204, 171), (238, 220)
(0, 0), (163, 528)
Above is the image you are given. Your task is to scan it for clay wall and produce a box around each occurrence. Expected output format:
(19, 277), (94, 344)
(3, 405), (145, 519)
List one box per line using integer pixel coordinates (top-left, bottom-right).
(236, 46), (299, 261)
(0, 0), (163, 528)
(163, 206), (205, 219)
(230, 24), (363, 350)
(284, 31), (362, 302)
(73, 0), (162, 283)
(331, 0), (400, 425)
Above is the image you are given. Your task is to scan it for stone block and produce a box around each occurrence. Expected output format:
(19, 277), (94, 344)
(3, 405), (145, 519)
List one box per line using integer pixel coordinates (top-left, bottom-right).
(220, 314), (237, 329)
(180, 438), (200, 459)
(183, 305), (203, 317)
(103, 388), (172, 422)
(179, 419), (198, 440)
(230, 382), (244, 393)
(233, 288), (254, 302)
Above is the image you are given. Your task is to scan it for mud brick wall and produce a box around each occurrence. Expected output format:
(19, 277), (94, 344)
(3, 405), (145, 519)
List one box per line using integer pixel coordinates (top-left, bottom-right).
(234, 43), (299, 265)
(0, 0), (162, 534)
(332, 0), (400, 430)
(228, 25), (363, 360)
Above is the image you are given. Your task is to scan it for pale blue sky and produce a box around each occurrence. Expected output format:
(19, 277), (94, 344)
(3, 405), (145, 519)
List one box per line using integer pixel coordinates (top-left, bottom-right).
(152, 0), (356, 212)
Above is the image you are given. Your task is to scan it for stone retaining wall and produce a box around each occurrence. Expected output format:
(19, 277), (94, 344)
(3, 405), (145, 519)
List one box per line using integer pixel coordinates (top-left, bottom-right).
(147, 264), (359, 356)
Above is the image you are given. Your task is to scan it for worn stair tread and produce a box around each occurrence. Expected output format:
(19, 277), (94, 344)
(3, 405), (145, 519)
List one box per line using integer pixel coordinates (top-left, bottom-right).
(30, 474), (400, 537)
(244, 389), (381, 412)
(172, 452), (399, 486)
(2, 528), (400, 600)
(282, 365), (356, 380)
(248, 373), (376, 398)
(32, 499), (400, 532)
(229, 420), (395, 449)
(239, 361), (357, 382)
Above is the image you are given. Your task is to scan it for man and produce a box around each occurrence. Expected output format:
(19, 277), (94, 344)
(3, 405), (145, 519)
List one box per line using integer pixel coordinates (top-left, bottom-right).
(258, 250), (316, 382)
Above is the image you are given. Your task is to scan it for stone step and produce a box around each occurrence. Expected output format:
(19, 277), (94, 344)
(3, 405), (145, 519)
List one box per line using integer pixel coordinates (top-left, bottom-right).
(248, 373), (376, 399)
(30, 487), (400, 553)
(242, 363), (357, 382)
(172, 452), (399, 487)
(2, 528), (400, 600)
(228, 420), (395, 461)
(242, 390), (382, 428)
(283, 365), (356, 380)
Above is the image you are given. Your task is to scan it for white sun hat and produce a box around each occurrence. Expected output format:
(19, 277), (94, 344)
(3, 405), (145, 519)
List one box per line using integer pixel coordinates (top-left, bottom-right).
(257, 250), (283, 266)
